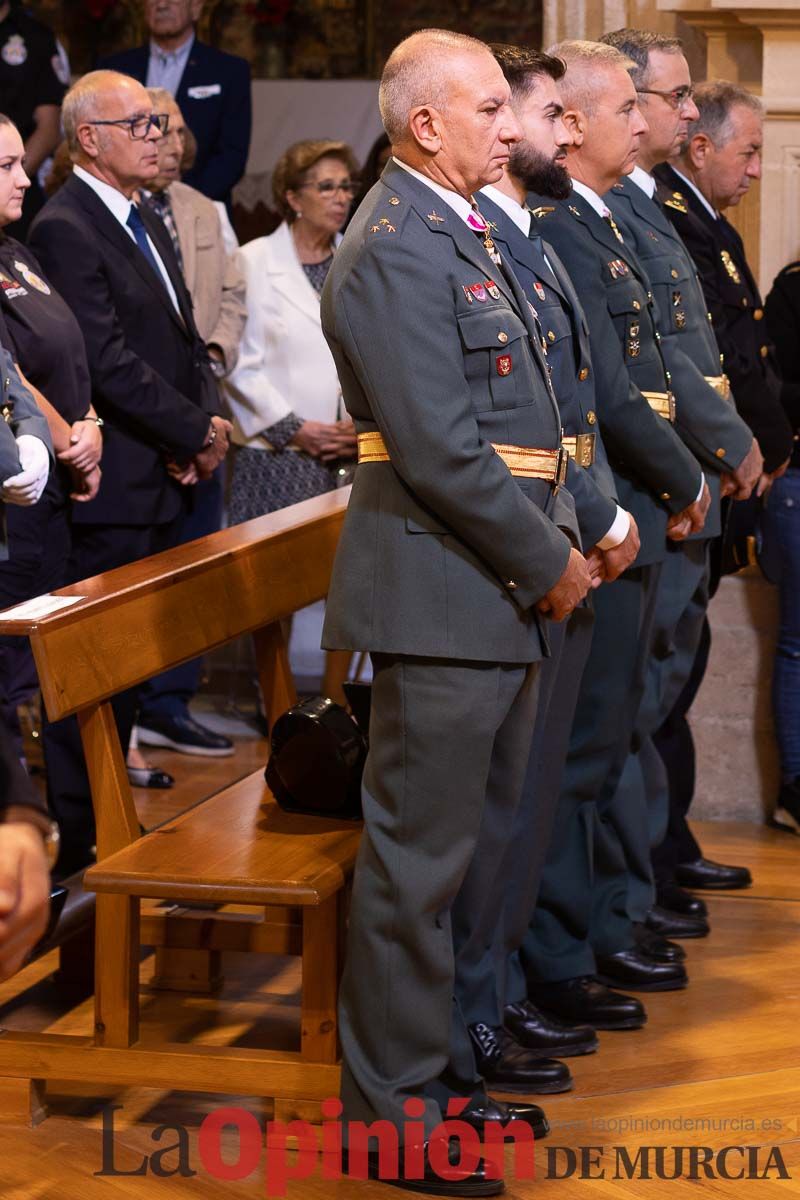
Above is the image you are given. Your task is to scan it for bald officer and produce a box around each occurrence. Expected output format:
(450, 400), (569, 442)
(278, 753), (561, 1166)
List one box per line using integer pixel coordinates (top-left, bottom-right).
(321, 28), (592, 1196)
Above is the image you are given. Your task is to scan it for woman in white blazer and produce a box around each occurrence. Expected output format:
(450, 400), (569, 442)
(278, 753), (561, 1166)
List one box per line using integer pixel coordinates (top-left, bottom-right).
(225, 139), (359, 523)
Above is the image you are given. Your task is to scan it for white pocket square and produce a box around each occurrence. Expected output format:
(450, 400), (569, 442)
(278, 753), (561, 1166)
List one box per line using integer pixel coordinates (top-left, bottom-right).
(187, 84), (221, 99)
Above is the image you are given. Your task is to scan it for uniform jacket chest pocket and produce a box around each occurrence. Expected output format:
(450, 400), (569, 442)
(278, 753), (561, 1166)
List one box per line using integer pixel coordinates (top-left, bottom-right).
(644, 256), (693, 334)
(606, 284), (649, 362)
(457, 306), (538, 412)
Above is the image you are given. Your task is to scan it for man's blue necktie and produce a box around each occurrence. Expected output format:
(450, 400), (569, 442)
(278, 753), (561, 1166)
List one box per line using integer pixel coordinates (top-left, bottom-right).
(126, 203), (163, 282)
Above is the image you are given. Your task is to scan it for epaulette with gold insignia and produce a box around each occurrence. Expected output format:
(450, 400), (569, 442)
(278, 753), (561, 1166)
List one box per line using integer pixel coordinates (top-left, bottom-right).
(664, 191), (688, 214)
(529, 206), (555, 219)
(368, 215), (398, 235)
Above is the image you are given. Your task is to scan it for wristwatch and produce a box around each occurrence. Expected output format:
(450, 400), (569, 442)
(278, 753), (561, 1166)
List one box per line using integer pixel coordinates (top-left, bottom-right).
(41, 820), (60, 869)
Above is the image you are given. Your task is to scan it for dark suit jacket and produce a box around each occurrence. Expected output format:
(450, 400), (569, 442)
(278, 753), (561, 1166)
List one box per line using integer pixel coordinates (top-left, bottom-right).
(533, 190), (702, 567)
(321, 160), (578, 664)
(29, 173), (217, 527)
(654, 163), (793, 473)
(765, 261), (800, 454)
(477, 191), (618, 550)
(606, 176), (755, 540)
(101, 39), (251, 209)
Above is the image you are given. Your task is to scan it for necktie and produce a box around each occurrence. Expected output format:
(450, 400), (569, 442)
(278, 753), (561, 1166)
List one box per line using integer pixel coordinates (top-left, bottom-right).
(602, 210), (624, 244)
(127, 203), (165, 282)
(145, 192), (184, 273)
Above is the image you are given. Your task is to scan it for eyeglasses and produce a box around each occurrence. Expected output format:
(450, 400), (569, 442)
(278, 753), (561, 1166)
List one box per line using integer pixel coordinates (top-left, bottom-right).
(85, 112), (170, 139)
(297, 180), (360, 197)
(636, 85), (694, 110)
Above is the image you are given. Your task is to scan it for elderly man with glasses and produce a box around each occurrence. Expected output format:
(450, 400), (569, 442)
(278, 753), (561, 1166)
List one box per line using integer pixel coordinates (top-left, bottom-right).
(28, 69), (232, 877)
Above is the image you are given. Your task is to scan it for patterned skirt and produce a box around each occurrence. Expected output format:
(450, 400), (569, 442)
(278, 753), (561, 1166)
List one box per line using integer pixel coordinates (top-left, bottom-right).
(228, 445), (340, 525)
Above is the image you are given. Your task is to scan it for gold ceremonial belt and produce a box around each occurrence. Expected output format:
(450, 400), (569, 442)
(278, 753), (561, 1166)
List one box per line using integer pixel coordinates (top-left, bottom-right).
(642, 391), (676, 422)
(704, 373), (732, 403)
(561, 433), (596, 468)
(357, 431), (568, 489)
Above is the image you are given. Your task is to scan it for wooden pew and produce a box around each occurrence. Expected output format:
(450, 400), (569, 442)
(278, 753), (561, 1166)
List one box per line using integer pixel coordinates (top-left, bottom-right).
(0, 489), (359, 1123)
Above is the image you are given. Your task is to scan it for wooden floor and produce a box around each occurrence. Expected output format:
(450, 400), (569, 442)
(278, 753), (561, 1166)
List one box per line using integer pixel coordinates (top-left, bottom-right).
(2, 731), (800, 1197)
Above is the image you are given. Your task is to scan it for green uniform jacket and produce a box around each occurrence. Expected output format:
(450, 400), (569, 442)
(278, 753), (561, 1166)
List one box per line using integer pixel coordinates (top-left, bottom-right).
(321, 160), (577, 663)
(606, 176), (753, 540)
(532, 190), (702, 566)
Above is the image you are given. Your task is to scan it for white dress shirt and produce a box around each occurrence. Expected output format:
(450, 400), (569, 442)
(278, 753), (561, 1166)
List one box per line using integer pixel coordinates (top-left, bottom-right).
(629, 164), (656, 199)
(73, 165), (181, 315)
(146, 33), (194, 97)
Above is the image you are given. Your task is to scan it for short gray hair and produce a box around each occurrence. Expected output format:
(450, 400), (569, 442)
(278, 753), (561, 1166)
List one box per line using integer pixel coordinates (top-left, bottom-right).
(379, 28), (490, 144)
(600, 29), (683, 89)
(547, 40), (635, 115)
(687, 80), (763, 147)
(62, 69), (133, 156)
(146, 86), (175, 114)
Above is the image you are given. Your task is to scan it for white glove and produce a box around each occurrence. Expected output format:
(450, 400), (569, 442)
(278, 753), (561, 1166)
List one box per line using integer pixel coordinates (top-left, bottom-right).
(2, 435), (50, 506)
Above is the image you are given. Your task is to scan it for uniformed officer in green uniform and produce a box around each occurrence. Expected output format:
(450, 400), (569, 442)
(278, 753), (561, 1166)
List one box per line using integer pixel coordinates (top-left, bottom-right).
(599, 29), (762, 944)
(519, 40), (711, 1030)
(449, 44), (641, 1079)
(320, 29), (592, 1196)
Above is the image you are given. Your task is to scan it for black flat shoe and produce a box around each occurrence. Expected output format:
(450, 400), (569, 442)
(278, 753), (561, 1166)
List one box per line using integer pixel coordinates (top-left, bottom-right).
(595, 948), (688, 992)
(645, 905), (709, 939)
(468, 1023), (572, 1094)
(773, 778), (800, 834)
(127, 765), (175, 789)
(343, 1140), (504, 1196)
(656, 881), (708, 919)
(461, 1096), (549, 1141)
(503, 1000), (598, 1057)
(527, 976), (646, 1031)
(674, 857), (752, 890)
(633, 923), (686, 963)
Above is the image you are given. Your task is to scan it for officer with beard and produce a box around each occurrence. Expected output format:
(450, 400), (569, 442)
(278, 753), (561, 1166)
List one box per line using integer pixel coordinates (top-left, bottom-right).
(450, 44), (642, 1085)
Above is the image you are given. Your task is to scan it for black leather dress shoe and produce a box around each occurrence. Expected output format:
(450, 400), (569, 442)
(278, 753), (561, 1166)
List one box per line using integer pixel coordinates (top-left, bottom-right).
(468, 1024), (572, 1094)
(503, 1000), (598, 1057)
(127, 764), (174, 789)
(674, 857), (752, 890)
(345, 1141), (504, 1196)
(656, 882), (708, 919)
(136, 715), (234, 757)
(461, 1096), (549, 1141)
(633, 923), (686, 963)
(527, 976), (646, 1031)
(645, 905), (709, 939)
(595, 948), (688, 992)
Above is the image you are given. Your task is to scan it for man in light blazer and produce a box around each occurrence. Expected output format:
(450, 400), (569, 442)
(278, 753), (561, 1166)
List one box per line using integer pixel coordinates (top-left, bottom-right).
(321, 29), (593, 1195)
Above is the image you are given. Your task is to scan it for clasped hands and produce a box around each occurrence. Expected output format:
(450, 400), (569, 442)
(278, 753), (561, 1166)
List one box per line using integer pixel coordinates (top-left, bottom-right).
(167, 415), (234, 486)
(57, 417), (103, 502)
(289, 417), (357, 462)
(536, 511), (642, 621)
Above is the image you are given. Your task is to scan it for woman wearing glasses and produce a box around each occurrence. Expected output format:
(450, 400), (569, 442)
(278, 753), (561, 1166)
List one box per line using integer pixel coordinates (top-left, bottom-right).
(225, 139), (359, 518)
(225, 139), (359, 701)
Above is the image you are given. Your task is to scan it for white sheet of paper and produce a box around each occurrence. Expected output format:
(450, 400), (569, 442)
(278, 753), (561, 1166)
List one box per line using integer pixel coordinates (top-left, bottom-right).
(0, 593), (87, 621)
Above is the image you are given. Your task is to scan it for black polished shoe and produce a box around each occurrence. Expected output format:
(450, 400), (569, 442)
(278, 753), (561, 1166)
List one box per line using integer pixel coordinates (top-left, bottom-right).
(656, 882), (708, 919)
(461, 1096), (549, 1142)
(527, 976), (646, 1031)
(633, 923), (686, 964)
(674, 857), (752, 890)
(468, 1024), (572, 1094)
(127, 764), (174, 789)
(136, 715), (234, 758)
(503, 1000), (598, 1058)
(645, 905), (709, 939)
(595, 948), (688, 992)
(344, 1140), (504, 1196)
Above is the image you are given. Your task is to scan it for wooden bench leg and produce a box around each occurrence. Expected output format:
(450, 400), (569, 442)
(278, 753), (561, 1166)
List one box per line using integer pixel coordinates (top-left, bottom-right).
(301, 896), (339, 1064)
(95, 894), (139, 1048)
(0, 1078), (47, 1126)
(150, 947), (223, 993)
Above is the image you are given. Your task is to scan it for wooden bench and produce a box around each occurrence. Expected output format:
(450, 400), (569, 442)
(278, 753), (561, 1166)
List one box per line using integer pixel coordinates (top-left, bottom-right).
(0, 489), (359, 1124)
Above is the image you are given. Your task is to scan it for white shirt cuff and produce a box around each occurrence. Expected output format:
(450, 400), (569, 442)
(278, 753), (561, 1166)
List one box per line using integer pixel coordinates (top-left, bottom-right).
(696, 472), (706, 503)
(597, 505), (631, 550)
